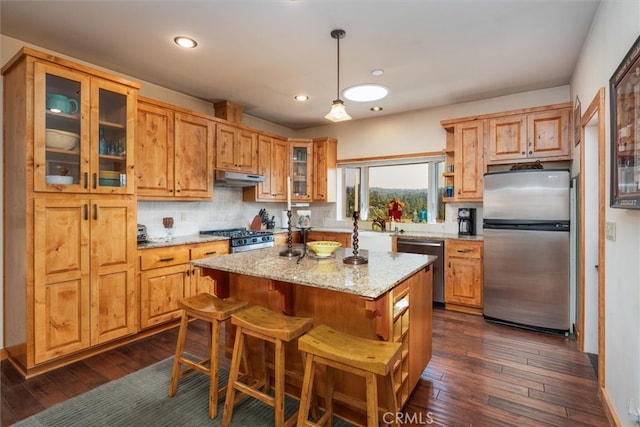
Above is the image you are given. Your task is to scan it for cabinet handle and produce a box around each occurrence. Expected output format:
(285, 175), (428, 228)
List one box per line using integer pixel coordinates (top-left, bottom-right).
(521, 151), (526, 155)
(186, 270), (190, 276)
(159, 257), (175, 262)
(93, 204), (98, 220)
(84, 204), (88, 221)
(93, 173), (97, 189)
(192, 268), (197, 275)
(84, 172), (88, 189)
(424, 265), (431, 272)
(205, 251), (217, 255)
(448, 261), (451, 268)
(457, 249), (471, 253)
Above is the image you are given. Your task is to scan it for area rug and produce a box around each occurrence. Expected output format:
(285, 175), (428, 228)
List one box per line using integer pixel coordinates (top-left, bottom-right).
(12, 357), (353, 427)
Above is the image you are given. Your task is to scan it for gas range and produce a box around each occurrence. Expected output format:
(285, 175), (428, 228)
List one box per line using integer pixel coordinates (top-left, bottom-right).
(199, 227), (275, 253)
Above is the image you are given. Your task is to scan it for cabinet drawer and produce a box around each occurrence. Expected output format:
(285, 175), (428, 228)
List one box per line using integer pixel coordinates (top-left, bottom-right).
(446, 240), (482, 259)
(139, 246), (190, 270)
(191, 241), (229, 260)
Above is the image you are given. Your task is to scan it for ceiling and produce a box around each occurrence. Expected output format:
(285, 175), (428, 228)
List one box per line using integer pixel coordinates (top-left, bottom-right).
(1, 0), (600, 130)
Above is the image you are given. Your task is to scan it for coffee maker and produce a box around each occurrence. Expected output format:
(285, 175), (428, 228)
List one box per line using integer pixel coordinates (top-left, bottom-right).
(457, 208), (476, 236)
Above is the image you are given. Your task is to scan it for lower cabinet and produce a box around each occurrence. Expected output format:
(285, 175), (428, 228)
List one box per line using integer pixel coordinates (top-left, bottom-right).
(445, 240), (483, 314)
(306, 230), (351, 247)
(138, 240), (229, 328)
(33, 196), (137, 364)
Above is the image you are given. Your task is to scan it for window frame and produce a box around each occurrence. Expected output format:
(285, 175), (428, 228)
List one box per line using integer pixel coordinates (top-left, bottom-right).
(337, 154), (445, 221)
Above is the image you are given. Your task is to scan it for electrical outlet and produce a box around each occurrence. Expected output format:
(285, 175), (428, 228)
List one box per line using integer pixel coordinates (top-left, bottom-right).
(605, 221), (616, 241)
(180, 211), (187, 222)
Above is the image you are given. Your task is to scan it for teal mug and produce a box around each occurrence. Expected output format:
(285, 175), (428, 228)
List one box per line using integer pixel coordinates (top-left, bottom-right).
(46, 94), (79, 114)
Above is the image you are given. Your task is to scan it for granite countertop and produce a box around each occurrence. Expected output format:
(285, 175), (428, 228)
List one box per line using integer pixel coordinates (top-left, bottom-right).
(191, 246), (436, 299)
(137, 234), (229, 250)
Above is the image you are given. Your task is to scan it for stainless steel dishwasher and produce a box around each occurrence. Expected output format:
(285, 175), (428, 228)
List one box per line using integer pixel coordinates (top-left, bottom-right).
(396, 238), (445, 306)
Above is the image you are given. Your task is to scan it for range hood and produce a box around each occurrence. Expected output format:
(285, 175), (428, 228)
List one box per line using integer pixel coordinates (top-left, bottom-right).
(214, 170), (264, 187)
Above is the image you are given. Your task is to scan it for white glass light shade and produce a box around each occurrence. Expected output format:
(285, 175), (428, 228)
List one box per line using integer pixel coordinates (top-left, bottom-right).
(324, 100), (352, 122)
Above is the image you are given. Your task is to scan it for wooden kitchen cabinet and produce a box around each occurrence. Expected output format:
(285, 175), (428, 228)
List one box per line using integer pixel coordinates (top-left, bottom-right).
(2, 48), (140, 374)
(445, 240), (483, 314)
(289, 138), (313, 201)
(243, 133), (288, 201)
(138, 240), (229, 328)
(216, 122), (258, 173)
(306, 230), (352, 247)
(136, 98), (214, 200)
(312, 137), (337, 202)
(33, 196), (137, 363)
(487, 104), (571, 164)
(30, 58), (137, 195)
(453, 120), (485, 201)
(189, 240), (230, 295)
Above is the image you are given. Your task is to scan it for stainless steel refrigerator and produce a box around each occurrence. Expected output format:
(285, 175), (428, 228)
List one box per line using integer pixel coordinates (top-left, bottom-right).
(483, 169), (570, 333)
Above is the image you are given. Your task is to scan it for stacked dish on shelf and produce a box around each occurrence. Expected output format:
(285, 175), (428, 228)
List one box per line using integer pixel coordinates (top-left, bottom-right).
(45, 129), (79, 150)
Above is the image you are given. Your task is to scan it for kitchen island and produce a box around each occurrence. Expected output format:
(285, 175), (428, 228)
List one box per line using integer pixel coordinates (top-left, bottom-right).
(192, 246), (435, 424)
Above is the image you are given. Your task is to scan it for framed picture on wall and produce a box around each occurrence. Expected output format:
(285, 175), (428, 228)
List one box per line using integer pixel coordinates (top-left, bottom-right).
(610, 34), (640, 209)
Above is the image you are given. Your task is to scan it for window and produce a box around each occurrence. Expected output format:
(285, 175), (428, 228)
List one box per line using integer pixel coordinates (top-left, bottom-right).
(337, 156), (445, 222)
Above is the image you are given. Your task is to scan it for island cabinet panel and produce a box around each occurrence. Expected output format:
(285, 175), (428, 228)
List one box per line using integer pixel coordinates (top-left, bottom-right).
(212, 265), (432, 425)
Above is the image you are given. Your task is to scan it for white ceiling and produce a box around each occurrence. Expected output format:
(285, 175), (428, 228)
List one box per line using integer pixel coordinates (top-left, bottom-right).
(1, 0), (600, 130)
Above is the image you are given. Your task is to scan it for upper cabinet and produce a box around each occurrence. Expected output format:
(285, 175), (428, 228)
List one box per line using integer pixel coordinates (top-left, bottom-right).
(215, 123), (258, 173)
(442, 102), (573, 202)
(32, 60), (137, 194)
(486, 105), (571, 164)
(312, 137), (337, 202)
(442, 120), (485, 202)
(243, 133), (288, 202)
(289, 138), (313, 201)
(136, 98), (214, 200)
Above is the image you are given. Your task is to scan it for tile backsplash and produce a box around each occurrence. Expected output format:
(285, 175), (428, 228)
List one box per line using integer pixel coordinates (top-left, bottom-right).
(137, 186), (482, 239)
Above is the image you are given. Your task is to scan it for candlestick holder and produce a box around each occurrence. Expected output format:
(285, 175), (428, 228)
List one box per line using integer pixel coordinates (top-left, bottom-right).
(279, 210), (301, 257)
(343, 211), (368, 265)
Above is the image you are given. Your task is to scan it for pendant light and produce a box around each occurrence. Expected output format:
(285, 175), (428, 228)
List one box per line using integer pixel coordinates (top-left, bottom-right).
(324, 29), (352, 122)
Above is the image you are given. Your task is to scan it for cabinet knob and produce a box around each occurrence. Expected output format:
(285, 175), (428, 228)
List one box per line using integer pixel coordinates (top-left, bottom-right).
(521, 151), (526, 155)
(528, 151), (532, 155)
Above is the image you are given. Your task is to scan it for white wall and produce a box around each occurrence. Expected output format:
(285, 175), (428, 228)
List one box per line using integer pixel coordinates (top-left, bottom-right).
(570, 1), (640, 424)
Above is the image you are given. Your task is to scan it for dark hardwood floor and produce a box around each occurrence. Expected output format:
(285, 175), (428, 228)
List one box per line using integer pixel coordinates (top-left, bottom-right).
(1, 308), (610, 426)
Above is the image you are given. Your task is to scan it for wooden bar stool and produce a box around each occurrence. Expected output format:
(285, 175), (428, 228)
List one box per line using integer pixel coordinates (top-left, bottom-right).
(168, 293), (248, 419)
(222, 305), (313, 427)
(297, 324), (402, 427)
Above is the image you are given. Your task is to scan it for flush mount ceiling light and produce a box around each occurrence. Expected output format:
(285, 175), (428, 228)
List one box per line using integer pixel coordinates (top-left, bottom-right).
(324, 29), (352, 123)
(294, 94), (309, 102)
(174, 36), (198, 48)
(343, 84), (389, 102)
(370, 106), (383, 112)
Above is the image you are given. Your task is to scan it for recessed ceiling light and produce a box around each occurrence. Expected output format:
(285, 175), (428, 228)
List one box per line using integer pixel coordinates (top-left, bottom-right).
(294, 95), (309, 102)
(370, 106), (383, 112)
(174, 36), (198, 48)
(371, 69), (384, 77)
(343, 84), (389, 102)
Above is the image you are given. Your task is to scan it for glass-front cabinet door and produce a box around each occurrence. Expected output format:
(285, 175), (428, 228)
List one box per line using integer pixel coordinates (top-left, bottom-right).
(290, 139), (313, 200)
(33, 61), (134, 194)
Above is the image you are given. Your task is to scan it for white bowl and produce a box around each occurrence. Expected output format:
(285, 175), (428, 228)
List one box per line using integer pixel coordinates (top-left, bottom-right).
(46, 175), (73, 185)
(45, 129), (79, 150)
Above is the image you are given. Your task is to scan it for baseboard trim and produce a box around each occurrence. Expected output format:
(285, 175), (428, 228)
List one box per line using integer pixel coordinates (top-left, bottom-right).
(600, 386), (622, 426)
(0, 348), (7, 361)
